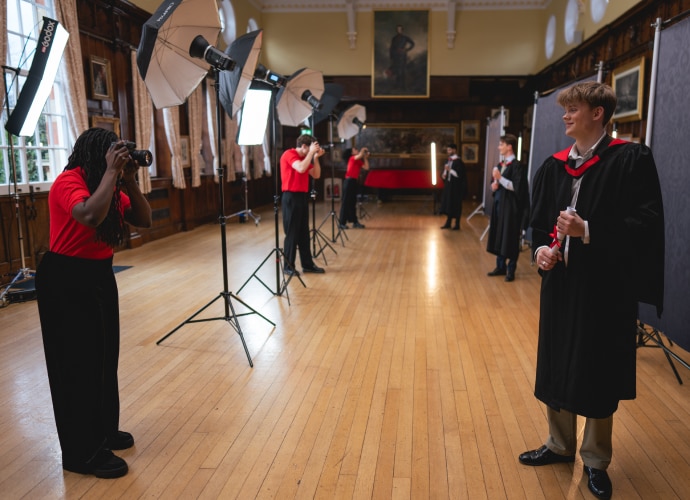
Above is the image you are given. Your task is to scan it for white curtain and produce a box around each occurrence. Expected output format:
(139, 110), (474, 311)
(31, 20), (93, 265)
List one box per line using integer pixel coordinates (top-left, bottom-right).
(224, 111), (239, 182)
(187, 85), (203, 187)
(206, 81), (219, 182)
(130, 50), (153, 193)
(163, 106), (185, 188)
(55, 0), (89, 138)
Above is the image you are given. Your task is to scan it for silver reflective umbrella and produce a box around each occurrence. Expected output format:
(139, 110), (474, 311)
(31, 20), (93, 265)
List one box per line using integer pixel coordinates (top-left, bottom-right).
(337, 104), (367, 139)
(275, 68), (324, 127)
(137, 0), (221, 108)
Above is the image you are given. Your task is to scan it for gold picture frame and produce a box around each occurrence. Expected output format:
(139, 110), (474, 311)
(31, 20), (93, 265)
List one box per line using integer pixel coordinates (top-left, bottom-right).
(91, 116), (120, 137)
(612, 57), (645, 122)
(372, 10), (430, 98)
(461, 143), (479, 164)
(89, 56), (114, 100)
(461, 120), (480, 142)
(354, 123), (458, 158)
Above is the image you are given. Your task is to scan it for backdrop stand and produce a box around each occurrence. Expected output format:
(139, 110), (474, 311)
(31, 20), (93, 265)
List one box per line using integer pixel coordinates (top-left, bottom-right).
(318, 113), (347, 246)
(157, 68), (274, 366)
(310, 184), (336, 263)
(637, 321), (690, 385)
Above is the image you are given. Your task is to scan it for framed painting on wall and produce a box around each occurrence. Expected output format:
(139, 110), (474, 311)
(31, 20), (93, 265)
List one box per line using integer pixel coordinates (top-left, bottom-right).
(89, 56), (114, 100)
(354, 123), (458, 158)
(612, 58), (644, 122)
(461, 143), (479, 164)
(372, 10), (429, 98)
(91, 116), (120, 137)
(461, 120), (480, 142)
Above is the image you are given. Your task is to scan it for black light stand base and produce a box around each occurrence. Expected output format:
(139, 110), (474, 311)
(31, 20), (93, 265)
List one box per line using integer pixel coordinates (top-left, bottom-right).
(311, 227), (336, 264)
(637, 321), (689, 385)
(318, 210), (348, 246)
(0, 268), (35, 308)
(156, 290), (275, 367)
(356, 194), (371, 221)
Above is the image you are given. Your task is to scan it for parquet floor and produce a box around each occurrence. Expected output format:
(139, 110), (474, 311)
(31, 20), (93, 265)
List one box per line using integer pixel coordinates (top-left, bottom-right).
(1, 198), (689, 499)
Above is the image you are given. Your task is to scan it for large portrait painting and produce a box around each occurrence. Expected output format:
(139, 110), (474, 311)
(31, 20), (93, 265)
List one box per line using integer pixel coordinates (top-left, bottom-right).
(354, 123), (458, 158)
(373, 10), (429, 98)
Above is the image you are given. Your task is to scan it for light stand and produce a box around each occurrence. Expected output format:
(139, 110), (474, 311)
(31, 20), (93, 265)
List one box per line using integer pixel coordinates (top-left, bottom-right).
(317, 113), (348, 246)
(237, 82), (306, 301)
(306, 110), (337, 262)
(156, 67), (275, 366)
(1, 66), (35, 307)
(226, 171), (260, 225)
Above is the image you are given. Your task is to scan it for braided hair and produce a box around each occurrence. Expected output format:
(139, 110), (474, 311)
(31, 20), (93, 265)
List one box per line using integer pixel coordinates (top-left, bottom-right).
(64, 127), (126, 248)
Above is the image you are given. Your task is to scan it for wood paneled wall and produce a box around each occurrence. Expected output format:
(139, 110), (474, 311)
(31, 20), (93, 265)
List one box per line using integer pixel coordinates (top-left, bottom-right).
(2, 0), (686, 286)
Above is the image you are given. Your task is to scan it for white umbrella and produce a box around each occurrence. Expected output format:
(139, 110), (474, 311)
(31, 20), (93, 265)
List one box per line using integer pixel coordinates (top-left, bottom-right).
(275, 68), (324, 127)
(137, 0), (221, 109)
(337, 104), (367, 139)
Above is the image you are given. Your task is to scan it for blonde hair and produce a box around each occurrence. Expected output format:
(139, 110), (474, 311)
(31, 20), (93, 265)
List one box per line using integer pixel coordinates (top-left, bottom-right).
(557, 81), (618, 126)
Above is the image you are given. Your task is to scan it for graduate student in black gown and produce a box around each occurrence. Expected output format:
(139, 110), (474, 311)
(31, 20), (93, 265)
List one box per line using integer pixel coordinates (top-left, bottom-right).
(485, 134), (529, 280)
(439, 143), (467, 230)
(519, 82), (665, 500)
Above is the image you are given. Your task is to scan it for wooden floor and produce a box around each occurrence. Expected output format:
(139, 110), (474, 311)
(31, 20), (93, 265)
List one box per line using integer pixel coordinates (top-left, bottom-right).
(1, 198), (690, 499)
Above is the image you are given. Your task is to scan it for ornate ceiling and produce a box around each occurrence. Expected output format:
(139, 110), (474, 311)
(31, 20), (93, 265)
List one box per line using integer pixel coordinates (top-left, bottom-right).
(131, 0), (550, 14)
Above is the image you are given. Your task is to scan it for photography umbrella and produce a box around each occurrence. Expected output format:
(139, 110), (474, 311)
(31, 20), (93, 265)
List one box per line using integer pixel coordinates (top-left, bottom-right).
(337, 104), (367, 139)
(137, 0), (222, 108)
(276, 68), (324, 126)
(218, 29), (263, 118)
(311, 83), (343, 125)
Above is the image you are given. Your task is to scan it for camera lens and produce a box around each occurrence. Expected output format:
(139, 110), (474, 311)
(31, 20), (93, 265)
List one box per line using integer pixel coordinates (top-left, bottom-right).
(131, 149), (153, 167)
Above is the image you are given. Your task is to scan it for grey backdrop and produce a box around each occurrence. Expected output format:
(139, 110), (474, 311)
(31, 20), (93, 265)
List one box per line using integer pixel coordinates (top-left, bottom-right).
(638, 15), (690, 352)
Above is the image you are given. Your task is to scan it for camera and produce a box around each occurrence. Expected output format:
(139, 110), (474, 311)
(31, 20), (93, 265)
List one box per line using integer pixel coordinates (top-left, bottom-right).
(113, 141), (153, 167)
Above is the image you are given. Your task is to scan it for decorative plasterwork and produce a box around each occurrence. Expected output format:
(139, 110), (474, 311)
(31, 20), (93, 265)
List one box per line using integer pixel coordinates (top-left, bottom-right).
(252, 0), (550, 12)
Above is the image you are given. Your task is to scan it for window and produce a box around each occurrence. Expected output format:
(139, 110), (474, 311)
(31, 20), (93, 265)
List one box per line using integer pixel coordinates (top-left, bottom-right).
(2, 0), (70, 193)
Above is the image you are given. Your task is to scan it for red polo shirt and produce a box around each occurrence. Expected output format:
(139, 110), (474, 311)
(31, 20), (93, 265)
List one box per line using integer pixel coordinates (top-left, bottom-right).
(280, 148), (312, 192)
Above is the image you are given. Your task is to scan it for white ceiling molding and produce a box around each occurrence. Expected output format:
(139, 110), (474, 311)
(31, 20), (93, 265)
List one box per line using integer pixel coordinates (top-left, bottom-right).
(252, 1), (550, 13)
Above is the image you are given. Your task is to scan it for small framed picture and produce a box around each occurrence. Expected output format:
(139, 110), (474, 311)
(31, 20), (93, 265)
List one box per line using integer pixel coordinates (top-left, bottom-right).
(612, 57), (644, 122)
(91, 115), (120, 137)
(461, 143), (479, 164)
(180, 136), (190, 167)
(89, 56), (113, 100)
(461, 120), (480, 142)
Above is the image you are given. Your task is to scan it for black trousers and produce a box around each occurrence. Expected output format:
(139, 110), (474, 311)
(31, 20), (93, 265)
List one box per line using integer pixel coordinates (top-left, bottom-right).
(282, 191), (315, 270)
(339, 177), (359, 224)
(35, 251), (121, 467)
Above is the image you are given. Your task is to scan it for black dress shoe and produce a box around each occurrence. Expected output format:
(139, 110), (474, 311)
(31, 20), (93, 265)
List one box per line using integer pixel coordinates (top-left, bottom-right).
(64, 449), (128, 479)
(353, 222), (365, 229)
(518, 445), (575, 466)
(106, 430), (134, 450)
(487, 267), (507, 277)
(584, 465), (612, 499)
(338, 223), (349, 230)
(302, 265), (325, 274)
(452, 225), (460, 230)
(440, 224), (451, 229)
(505, 273), (515, 282)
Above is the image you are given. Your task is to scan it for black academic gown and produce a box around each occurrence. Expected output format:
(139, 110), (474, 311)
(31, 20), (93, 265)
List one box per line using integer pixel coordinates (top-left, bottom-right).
(439, 155), (467, 218)
(486, 159), (530, 260)
(529, 137), (664, 418)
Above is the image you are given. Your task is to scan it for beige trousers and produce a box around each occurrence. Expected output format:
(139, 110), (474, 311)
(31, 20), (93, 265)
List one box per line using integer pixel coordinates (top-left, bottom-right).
(545, 406), (613, 470)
